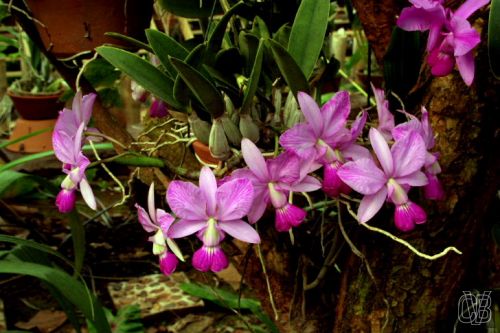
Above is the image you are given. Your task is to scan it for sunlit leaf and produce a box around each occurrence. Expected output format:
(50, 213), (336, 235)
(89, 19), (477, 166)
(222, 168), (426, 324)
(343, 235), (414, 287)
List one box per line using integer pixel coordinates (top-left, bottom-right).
(146, 29), (188, 78)
(241, 39), (265, 113)
(288, 0), (330, 79)
(96, 46), (181, 109)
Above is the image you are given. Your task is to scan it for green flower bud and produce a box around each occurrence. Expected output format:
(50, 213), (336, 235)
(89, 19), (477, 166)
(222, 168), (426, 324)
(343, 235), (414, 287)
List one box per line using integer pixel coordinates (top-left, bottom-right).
(189, 113), (211, 144)
(221, 114), (242, 147)
(239, 113), (260, 143)
(209, 118), (231, 160)
(283, 92), (304, 129)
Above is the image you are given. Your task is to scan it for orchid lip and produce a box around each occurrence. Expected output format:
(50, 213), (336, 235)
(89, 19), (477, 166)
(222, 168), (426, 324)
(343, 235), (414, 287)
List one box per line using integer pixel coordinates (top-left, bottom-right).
(387, 178), (408, 205)
(61, 174), (77, 190)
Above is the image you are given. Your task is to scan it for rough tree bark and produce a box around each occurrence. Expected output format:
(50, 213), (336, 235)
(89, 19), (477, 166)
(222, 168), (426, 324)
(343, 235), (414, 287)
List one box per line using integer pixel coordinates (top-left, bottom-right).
(242, 3), (499, 333)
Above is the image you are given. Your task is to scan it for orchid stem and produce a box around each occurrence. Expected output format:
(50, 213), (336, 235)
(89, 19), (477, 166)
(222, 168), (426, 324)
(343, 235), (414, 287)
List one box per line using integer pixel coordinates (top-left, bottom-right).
(75, 52), (99, 91)
(255, 225), (279, 321)
(339, 199), (463, 260)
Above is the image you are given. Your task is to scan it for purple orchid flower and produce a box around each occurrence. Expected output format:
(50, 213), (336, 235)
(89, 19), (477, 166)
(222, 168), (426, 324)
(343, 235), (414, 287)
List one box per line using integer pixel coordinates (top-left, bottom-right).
(233, 139), (321, 232)
(397, 0), (490, 85)
(338, 128), (429, 231)
(280, 91), (369, 197)
(392, 107), (445, 199)
(166, 166), (260, 272)
(52, 122), (96, 212)
(149, 99), (169, 118)
(371, 83), (395, 141)
(136, 183), (184, 275)
(55, 91), (98, 136)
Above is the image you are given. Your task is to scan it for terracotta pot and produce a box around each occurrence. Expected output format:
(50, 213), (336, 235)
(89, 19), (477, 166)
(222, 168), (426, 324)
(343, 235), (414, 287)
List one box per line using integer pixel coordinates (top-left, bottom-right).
(25, 0), (152, 57)
(7, 89), (64, 120)
(7, 118), (56, 153)
(192, 140), (220, 165)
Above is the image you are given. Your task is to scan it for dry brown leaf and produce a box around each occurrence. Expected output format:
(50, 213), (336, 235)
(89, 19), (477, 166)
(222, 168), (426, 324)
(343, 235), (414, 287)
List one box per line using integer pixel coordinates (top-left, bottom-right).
(15, 309), (67, 333)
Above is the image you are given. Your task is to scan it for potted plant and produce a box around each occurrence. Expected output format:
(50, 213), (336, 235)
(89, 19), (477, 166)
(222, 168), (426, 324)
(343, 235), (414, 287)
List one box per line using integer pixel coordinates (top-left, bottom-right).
(6, 30), (67, 152)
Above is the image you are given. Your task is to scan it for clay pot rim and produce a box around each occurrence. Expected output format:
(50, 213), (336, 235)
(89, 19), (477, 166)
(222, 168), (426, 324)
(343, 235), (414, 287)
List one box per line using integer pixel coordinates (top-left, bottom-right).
(7, 87), (66, 99)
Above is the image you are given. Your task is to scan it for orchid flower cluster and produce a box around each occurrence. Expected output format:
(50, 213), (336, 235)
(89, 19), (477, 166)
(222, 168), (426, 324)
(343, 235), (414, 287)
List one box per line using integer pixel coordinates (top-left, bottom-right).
(52, 92), (98, 213)
(131, 86), (445, 275)
(397, 0), (490, 85)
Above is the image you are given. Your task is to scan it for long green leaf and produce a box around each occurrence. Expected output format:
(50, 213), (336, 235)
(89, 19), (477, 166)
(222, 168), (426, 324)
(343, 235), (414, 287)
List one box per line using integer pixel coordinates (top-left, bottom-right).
(104, 32), (153, 53)
(96, 46), (181, 109)
(489, 0), (500, 79)
(0, 142), (113, 173)
(173, 43), (207, 107)
(206, 1), (246, 59)
(157, 0), (220, 18)
(0, 260), (111, 332)
(111, 153), (165, 167)
(241, 38), (265, 113)
(69, 211), (85, 276)
(170, 57), (225, 117)
(267, 39), (310, 96)
(288, 0), (330, 79)
(146, 29), (188, 77)
(0, 127), (51, 149)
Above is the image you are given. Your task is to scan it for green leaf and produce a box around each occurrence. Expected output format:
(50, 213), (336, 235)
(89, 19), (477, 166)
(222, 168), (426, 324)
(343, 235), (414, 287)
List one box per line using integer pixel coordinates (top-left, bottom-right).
(206, 1), (246, 58)
(288, 0), (330, 79)
(173, 43), (207, 107)
(68, 211), (85, 276)
(145, 29), (189, 78)
(111, 153), (165, 167)
(489, 0), (500, 79)
(170, 57), (225, 118)
(96, 46), (181, 109)
(104, 32), (153, 53)
(0, 142), (113, 173)
(241, 39), (265, 113)
(0, 260), (111, 332)
(273, 24), (291, 49)
(267, 38), (310, 96)
(239, 32), (260, 75)
(157, 0), (220, 18)
(251, 16), (270, 39)
(0, 128), (51, 150)
(83, 58), (122, 88)
(0, 170), (39, 199)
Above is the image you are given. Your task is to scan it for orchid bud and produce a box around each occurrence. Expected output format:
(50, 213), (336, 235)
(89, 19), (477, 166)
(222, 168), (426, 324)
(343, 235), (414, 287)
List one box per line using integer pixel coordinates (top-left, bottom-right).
(189, 113), (211, 144)
(209, 118), (231, 160)
(239, 113), (260, 143)
(224, 94), (235, 117)
(220, 114), (242, 147)
(149, 99), (168, 118)
(283, 92), (304, 129)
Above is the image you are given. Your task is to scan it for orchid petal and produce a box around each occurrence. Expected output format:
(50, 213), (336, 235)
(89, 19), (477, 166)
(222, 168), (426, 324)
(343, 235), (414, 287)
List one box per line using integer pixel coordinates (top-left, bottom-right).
(279, 124), (318, 161)
(268, 152), (300, 184)
(369, 128), (394, 175)
(456, 52), (475, 86)
(168, 219), (207, 238)
(450, 17), (480, 56)
(199, 166), (217, 217)
(157, 209), (175, 233)
(216, 178), (254, 221)
(391, 132), (427, 177)
(297, 91), (323, 136)
(341, 144), (370, 161)
(395, 171), (429, 187)
(288, 175), (321, 192)
(167, 181), (207, 220)
(135, 204), (157, 232)
(80, 93), (97, 125)
(247, 187), (269, 223)
(454, 0), (490, 19)
(321, 91), (351, 138)
(350, 110), (368, 140)
(79, 177), (96, 210)
(147, 183), (156, 223)
(420, 107), (435, 149)
(358, 188), (388, 223)
(166, 238), (185, 262)
(397, 7), (437, 31)
(241, 138), (269, 181)
(219, 219), (261, 243)
(337, 158), (386, 195)
(52, 130), (76, 164)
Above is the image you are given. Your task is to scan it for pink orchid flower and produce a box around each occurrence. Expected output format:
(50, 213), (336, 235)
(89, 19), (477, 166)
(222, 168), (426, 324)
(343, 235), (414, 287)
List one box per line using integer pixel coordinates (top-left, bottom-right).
(166, 166), (259, 272)
(338, 128), (429, 231)
(149, 99), (169, 118)
(392, 107), (445, 199)
(55, 91), (98, 136)
(233, 139), (321, 232)
(136, 183), (184, 275)
(52, 122), (96, 213)
(280, 91), (369, 197)
(397, 0), (490, 85)
(371, 83), (395, 141)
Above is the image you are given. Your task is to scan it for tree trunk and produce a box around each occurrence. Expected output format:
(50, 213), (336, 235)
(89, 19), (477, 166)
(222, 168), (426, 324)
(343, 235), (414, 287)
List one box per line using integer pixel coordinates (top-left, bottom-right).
(242, 5), (499, 333)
